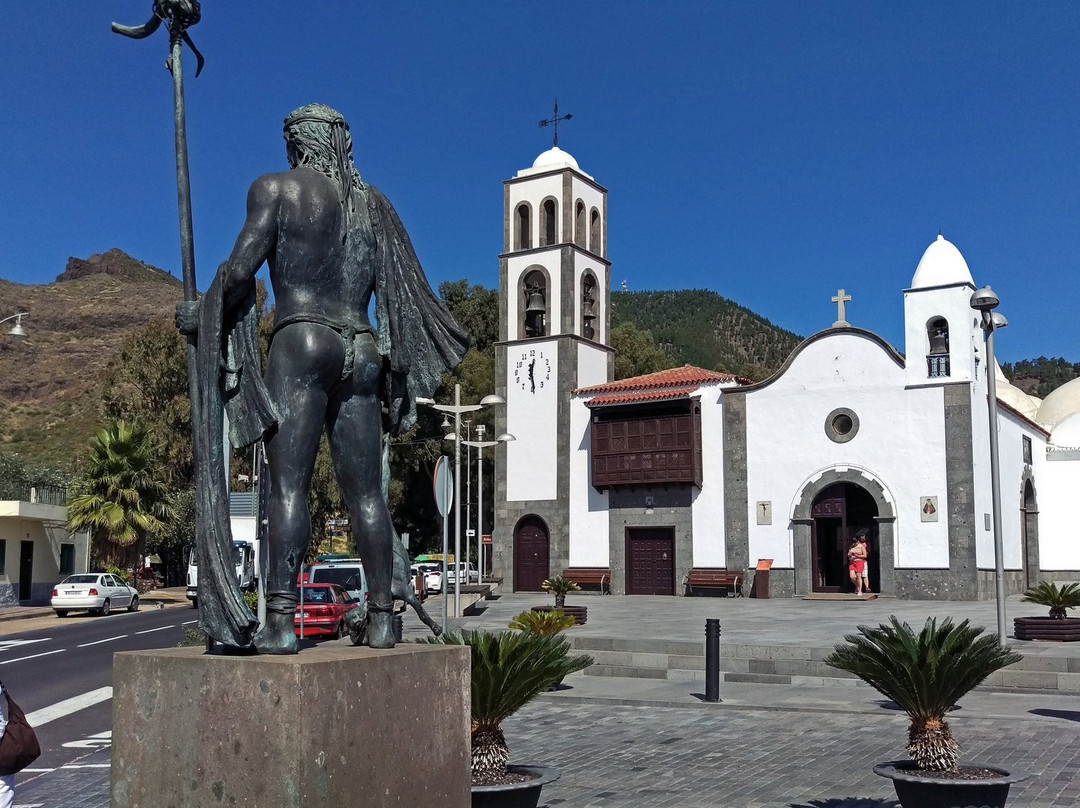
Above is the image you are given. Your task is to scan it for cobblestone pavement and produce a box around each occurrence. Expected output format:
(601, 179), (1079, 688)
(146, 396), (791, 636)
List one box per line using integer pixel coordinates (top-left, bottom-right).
(15, 698), (1080, 807)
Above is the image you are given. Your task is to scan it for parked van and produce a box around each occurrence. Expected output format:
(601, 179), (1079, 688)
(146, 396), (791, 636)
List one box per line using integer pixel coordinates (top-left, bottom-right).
(301, 559), (368, 603)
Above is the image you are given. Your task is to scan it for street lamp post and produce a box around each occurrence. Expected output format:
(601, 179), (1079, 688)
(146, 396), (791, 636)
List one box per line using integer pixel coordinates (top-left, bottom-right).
(971, 285), (1009, 646)
(462, 424), (515, 585)
(417, 385), (505, 617)
(0, 312), (29, 342)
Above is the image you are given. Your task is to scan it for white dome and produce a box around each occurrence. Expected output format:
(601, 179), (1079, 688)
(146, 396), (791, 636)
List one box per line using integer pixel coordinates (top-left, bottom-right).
(532, 146), (579, 171)
(911, 235), (975, 288)
(1037, 376), (1080, 430)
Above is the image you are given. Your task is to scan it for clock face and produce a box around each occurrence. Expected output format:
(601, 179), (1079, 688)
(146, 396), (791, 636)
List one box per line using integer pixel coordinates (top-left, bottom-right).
(513, 348), (552, 393)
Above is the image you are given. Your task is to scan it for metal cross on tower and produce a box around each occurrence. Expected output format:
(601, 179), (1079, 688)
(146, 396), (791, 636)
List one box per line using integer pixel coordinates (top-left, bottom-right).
(538, 98), (573, 147)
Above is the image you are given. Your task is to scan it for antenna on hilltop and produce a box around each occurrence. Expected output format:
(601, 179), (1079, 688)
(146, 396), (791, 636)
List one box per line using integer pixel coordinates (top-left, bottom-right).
(538, 98), (572, 147)
(621, 279), (628, 291)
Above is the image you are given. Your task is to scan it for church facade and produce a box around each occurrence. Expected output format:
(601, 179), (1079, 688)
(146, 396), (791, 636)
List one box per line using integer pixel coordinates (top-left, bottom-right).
(492, 147), (1080, 599)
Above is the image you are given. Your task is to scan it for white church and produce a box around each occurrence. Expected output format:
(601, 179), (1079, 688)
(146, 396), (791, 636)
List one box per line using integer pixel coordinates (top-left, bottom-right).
(491, 145), (1080, 599)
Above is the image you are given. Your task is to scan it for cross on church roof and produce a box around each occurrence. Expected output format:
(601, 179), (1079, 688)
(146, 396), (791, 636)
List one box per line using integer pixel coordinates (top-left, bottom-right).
(832, 289), (851, 327)
(538, 98), (572, 147)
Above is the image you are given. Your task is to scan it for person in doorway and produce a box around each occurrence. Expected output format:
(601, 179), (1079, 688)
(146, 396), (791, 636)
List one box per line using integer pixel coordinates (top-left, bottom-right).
(847, 531), (869, 595)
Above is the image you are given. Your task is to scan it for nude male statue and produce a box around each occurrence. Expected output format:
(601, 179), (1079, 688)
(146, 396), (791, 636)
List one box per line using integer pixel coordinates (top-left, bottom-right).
(179, 103), (468, 653)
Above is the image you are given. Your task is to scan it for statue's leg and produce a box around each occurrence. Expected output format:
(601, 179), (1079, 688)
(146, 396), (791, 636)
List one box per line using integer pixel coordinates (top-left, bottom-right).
(327, 336), (395, 648)
(256, 325), (341, 653)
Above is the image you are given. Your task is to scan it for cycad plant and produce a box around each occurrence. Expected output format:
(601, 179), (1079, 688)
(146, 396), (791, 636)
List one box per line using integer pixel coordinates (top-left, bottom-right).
(509, 609), (575, 635)
(1021, 581), (1080, 619)
(417, 630), (592, 781)
(825, 617), (1022, 772)
(541, 576), (580, 609)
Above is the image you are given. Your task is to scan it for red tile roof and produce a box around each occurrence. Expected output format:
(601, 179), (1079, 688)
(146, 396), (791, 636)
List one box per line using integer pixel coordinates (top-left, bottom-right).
(575, 365), (750, 397)
(586, 386), (702, 407)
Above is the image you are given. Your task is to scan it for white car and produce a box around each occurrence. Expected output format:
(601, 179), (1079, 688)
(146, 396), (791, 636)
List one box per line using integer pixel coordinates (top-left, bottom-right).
(412, 563), (443, 594)
(51, 573), (140, 617)
(445, 562), (480, 586)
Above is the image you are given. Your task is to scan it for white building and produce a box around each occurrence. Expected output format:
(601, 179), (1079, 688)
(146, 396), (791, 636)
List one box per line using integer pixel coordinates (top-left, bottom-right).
(0, 489), (87, 605)
(493, 146), (1080, 599)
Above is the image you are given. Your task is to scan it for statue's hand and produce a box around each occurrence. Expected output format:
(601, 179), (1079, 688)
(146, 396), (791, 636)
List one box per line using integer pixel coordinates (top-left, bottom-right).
(175, 300), (200, 335)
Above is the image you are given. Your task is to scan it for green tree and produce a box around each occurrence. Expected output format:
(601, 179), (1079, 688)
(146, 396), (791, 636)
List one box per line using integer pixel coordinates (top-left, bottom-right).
(67, 421), (172, 571)
(611, 321), (675, 380)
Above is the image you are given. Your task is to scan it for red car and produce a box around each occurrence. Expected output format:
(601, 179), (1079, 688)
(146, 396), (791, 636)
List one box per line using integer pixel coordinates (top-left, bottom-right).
(294, 583), (357, 639)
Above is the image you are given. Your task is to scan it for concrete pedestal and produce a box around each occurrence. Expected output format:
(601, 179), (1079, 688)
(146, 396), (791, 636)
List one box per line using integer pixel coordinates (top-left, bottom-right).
(111, 643), (470, 807)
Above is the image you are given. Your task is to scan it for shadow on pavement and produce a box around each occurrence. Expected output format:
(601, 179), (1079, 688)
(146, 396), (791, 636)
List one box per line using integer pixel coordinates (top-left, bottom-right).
(1031, 708), (1080, 722)
(789, 799), (898, 808)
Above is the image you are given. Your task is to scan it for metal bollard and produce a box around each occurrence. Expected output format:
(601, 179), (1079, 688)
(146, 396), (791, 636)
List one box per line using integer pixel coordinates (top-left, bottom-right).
(705, 618), (721, 702)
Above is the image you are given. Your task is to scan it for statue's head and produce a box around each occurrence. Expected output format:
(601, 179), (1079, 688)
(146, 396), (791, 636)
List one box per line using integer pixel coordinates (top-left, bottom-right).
(283, 103), (361, 198)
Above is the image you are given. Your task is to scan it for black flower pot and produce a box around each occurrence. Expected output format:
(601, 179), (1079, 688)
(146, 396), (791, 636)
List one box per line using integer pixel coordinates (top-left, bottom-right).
(471, 765), (560, 808)
(874, 760), (1028, 808)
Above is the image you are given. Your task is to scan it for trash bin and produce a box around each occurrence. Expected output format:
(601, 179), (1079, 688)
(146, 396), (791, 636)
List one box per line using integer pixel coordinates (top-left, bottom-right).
(753, 559), (773, 599)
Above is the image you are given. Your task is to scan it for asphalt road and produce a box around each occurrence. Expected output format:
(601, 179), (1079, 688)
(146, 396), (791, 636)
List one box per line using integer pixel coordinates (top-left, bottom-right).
(0, 604), (197, 797)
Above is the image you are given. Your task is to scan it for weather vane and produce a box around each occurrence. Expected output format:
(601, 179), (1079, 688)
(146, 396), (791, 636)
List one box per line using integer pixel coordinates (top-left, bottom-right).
(538, 98), (572, 147)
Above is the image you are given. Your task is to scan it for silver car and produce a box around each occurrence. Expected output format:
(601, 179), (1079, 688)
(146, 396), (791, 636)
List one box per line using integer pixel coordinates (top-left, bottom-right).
(51, 573), (140, 617)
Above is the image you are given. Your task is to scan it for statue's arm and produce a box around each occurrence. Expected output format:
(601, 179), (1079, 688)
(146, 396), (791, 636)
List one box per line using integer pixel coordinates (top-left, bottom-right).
(219, 175), (280, 312)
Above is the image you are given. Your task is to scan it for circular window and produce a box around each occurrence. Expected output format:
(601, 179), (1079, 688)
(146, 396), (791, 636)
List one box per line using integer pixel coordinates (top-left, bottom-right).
(825, 408), (859, 444)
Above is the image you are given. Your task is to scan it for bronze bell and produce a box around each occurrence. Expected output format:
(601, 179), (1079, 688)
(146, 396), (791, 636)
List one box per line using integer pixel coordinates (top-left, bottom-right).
(928, 328), (949, 355)
(526, 290), (546, 315)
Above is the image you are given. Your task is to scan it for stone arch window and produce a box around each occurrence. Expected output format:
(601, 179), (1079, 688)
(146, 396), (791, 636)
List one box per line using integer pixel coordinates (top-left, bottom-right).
(581, 271), (598, 340)
(926, 317), (950, 378)
(540, 198), (557, 246)
(575, 200), (587, 248)
(522, 268), (548, 338)
(515, 203), (532, 251)
(590, 208), (601, 255)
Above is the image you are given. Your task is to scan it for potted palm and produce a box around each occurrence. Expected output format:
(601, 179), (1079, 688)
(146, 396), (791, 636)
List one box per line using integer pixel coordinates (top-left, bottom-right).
(533, 576), (586, 625)
(1015, 582), (1080, 641)
(825, 616), (1026, 808)
(418, 629), (592, 808)
(510, 609), (577, 690)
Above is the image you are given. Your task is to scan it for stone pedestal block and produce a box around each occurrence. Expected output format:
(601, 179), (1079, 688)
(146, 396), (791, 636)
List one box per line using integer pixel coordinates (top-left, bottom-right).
(111, 643), (470, 808)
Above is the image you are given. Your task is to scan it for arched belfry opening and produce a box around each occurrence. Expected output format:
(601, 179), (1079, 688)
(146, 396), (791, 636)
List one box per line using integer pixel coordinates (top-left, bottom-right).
(575, 200), (587, 248)
(540, 198), (557, 246)
(926, 317), (950, 378)
(515, 203), (532, 250)
(581, 272), (598, 340)
(809, 483), (881, 594)
(522, 269), (547, 338)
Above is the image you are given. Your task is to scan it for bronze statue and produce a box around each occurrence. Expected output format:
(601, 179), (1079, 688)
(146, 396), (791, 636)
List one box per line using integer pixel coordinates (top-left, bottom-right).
(178, 103), (468, 653)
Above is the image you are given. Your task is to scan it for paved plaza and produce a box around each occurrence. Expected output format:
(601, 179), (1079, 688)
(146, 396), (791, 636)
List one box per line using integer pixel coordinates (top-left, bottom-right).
(10, 590), (1080, 806)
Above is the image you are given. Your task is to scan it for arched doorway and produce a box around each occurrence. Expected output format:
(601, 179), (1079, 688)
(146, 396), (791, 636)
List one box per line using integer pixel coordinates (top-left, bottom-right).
(513, 515), (550, 592)
(810, 483), (880, 594)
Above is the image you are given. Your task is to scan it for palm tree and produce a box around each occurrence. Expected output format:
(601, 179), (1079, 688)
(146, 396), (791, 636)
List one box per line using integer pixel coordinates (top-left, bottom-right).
(68, 421), (171, 572)
(825, 616), (1022, 772)
(1021, 581), (1080, 619)
(541, 575), (580, 609)
(509, 609), (575, 635)
(418, 630), (592, 781)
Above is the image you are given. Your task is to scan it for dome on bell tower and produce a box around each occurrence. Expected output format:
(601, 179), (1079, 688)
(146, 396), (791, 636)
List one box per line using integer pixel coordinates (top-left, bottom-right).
(910, 234), (975, 288)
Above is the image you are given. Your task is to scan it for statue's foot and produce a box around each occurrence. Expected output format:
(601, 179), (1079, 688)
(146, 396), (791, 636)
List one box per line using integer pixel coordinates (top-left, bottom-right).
(345, 605), (368, 646)
(366, 610), (396, 649)
(253, 613), (299, 655)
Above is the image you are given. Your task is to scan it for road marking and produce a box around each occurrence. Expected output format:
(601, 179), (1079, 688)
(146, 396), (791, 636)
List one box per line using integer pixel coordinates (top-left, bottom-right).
(63, 730), (112, 749)
(0, 638), (50, 652)
(24, 687), (113, 727)
(0, 649), (63, 665)
(181, 619), (198, 625)
(77, 634), (128, 648)
(61, 763), (111, 768)
(135, 625), (172, 635)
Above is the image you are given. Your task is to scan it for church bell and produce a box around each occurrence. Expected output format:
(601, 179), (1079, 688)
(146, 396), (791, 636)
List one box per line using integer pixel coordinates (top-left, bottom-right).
(526, 290), (547, 315)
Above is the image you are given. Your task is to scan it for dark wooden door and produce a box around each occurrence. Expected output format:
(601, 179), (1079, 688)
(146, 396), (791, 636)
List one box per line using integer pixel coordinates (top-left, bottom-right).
(513, 516), (549, 592)
(626, 528), (675, 595)
(19, 540), (33, 601)
(811, 495), (846, 593)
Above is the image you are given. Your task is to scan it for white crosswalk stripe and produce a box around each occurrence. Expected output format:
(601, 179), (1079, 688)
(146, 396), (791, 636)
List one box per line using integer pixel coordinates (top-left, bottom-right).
(24, 687), (112, 727)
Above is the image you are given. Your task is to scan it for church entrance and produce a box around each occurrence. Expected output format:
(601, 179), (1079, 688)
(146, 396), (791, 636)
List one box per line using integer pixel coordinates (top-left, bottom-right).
(513, 515), (550, 592)
(625, 527), (676, 595)
(810, 483), (879, 593)
(1021, 479), (1038, 590)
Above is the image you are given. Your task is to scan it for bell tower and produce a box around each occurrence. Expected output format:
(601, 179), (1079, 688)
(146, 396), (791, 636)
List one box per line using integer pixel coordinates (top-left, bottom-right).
(493, 144), (613, 591)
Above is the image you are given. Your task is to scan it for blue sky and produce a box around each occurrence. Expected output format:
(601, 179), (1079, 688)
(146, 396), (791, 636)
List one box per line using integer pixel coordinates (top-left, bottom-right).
(2, 2), (1077, 363)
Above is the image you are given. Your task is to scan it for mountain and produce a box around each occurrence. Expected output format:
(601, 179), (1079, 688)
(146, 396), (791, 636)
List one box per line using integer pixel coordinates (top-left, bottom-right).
(0, 249), (182, 465)
(612, 289), (803, 381)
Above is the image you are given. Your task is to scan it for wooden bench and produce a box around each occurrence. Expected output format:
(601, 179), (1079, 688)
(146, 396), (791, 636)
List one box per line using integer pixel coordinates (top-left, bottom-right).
(684, 568), (744, 597)
(561, 567), (612, 594)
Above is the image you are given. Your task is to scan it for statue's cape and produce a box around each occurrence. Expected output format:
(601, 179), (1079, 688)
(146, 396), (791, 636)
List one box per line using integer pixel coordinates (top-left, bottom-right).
(192, 273), (268, 648)
(366, 185), (470, 434)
